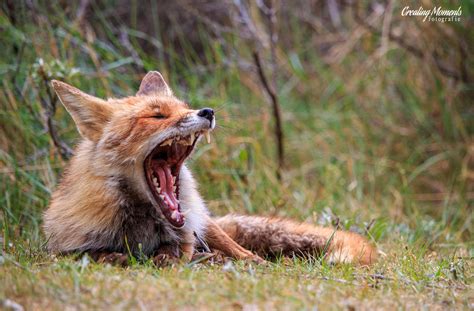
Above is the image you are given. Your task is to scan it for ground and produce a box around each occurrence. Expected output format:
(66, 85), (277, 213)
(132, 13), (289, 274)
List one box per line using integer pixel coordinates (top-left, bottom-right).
(1, 239), (472, 309)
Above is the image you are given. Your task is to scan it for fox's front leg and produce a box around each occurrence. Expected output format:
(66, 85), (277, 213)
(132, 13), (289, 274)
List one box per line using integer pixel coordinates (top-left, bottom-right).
(153, 244), (181, 267)
(205, 217), (264, 263)
(180, 232), (195, 261)
(153, 233), (195, 267)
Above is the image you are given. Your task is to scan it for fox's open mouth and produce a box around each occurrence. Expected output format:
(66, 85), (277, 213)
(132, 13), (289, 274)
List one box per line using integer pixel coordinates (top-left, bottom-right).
(144, 131), (211, 227)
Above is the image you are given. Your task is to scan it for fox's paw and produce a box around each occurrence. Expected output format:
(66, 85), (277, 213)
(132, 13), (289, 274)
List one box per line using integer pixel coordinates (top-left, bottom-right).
(95, 252), (128, 266)
(153, 253), (180, 268)
(191, 251), (267, 266)
(152, 245), (181, 268)
(233, 252), (267, 265)
(246, 254), (267, 265)
(238, 249), (267, 265)
(207, 250), (228, 264)
(233, 254), (268, 266)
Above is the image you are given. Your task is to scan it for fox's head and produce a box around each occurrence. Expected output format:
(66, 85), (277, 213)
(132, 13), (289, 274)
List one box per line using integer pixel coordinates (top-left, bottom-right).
(51, 71), (215, 228)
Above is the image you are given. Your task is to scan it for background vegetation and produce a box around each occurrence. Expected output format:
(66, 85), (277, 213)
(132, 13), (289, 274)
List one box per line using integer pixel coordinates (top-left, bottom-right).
(1, 0), (472, 309)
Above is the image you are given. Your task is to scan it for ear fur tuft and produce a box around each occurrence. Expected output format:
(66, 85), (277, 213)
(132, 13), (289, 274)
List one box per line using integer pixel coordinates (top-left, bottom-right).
(136, 71), (173, 97)
(51, 80), (112, 141)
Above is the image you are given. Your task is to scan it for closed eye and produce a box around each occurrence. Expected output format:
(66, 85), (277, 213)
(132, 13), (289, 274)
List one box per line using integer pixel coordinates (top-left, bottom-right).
(152, 114), (166, 119)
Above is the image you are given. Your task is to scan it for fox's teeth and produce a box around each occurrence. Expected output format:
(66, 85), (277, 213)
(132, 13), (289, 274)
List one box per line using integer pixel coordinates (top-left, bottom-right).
(157, 186), (161, 193)
(161, 139), (173, 146)
(153, 177), (158, 185)
(205, 131), (211, 144)
(177, 136), (193, 146)
(173, 186), (176, 192)
(172, 176), (176, 184)
(171, 210), (180, 221)
(159, 194), (165, 200)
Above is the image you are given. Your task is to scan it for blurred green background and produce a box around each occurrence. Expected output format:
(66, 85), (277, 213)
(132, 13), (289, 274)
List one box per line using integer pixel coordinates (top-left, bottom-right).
(0, 0), (472, 254)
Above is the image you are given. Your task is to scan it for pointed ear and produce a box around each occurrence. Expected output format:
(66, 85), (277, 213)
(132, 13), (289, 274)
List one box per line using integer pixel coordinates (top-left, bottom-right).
(136, 71), (173, 96)
(51, 80), (112, 141)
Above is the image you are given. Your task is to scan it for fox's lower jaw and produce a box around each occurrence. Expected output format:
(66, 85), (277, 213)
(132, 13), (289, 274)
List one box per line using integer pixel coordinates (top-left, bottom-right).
(144, 130), (211, 228)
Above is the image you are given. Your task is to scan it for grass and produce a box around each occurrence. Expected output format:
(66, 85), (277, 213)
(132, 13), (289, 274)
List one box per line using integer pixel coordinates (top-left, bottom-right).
(1, 249), (471, 309)
(1, 1), (473, 310)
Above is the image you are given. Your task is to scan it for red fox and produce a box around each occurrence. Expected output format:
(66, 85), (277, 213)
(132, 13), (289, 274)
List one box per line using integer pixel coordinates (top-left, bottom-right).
(43, 71), (377, 265)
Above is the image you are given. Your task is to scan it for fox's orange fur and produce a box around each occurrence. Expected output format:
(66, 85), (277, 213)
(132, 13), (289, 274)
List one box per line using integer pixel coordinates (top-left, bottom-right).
(43, 71), (377, 266)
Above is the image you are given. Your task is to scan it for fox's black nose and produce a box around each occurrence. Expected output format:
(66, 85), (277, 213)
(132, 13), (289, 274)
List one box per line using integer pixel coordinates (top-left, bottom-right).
(197, 108), (214, 122)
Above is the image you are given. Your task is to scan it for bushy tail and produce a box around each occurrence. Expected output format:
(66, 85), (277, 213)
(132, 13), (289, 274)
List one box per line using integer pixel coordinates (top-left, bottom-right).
(214, 215), (377, 265)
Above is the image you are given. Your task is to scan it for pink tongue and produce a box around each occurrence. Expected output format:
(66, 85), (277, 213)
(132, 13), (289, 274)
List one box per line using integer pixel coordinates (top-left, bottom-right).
(151, 162), (184, 227)
(155, 165), (179, 211)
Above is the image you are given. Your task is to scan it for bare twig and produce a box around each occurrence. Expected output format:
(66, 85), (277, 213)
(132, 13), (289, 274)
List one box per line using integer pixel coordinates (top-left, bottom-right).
(257, 0), (284, 178)
(233, 0), (268, 47)
(379, 0), (393, 54)
(36, 64), (74, 160)
(234, 0), (284, 178)
(119, 27), (144, 70)
(253, 52), (284, 178)
(328, 0), (342, 28)
(75, 0), (90, 24)
(194, 231), (211, 253)
(365, 219), (376, 232)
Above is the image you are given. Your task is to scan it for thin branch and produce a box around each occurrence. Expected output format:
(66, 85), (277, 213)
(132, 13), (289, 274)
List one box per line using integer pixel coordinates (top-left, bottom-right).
(119, 27), (144, 70)
(37, 65), (74, 160)
(234, 0), (285, 179)
(75, 0), (90, 24)
(253, 52), (284, 178)
(265, 0), (284, 177)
